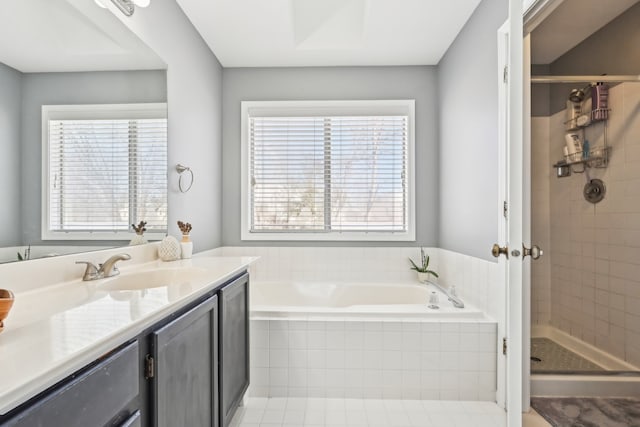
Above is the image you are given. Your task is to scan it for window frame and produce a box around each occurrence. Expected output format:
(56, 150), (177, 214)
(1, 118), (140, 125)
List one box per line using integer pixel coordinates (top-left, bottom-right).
(240, 100), (416, 241)
(41, 103), (168, 241)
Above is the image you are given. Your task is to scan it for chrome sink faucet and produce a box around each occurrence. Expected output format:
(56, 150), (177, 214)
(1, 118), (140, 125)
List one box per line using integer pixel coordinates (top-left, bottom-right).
(76, 253), (132, 281)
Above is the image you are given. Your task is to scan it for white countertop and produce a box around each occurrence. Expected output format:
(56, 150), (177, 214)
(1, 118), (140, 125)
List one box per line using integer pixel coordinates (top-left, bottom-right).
(0, 254), (256, 415)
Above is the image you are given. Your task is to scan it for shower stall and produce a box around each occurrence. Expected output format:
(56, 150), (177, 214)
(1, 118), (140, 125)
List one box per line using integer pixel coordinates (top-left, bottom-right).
(528, 0), (640, 397)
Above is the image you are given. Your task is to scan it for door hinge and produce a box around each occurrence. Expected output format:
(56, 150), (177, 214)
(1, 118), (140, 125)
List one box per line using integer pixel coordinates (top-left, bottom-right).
(145, 354), (155, 379)
(503, 66), (508, 83)
(502, 337), (508, 355)
(503, 201), (508, 218)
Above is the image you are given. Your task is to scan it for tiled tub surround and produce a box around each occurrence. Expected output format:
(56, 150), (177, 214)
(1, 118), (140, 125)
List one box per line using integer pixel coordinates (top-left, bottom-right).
(210, 246), (501, 401)
(250, 318), (497, 401)
(531, 82), (640, 367)
(215, 246), (502, 322)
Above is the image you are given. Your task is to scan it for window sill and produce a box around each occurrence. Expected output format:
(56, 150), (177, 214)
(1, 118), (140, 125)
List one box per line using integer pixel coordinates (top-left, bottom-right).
(41, 231), (167, 241)
(240, 231), (416, 242)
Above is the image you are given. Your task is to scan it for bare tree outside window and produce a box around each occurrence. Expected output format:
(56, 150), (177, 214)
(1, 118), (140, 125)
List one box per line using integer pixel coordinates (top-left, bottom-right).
(250, 115), (407, 233)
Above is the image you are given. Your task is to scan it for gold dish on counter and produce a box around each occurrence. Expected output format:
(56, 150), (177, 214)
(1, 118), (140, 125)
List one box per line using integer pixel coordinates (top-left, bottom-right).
(0, 289), (14, 333)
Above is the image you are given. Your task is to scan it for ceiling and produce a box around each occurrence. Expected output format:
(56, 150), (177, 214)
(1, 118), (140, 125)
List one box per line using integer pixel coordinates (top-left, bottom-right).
(176, 0), (482, 67)
(531, 0), (639, 64)
(0, 0), (165, 73)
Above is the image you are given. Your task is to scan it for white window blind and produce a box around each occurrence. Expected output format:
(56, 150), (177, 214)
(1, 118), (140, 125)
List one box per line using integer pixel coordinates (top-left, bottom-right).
(44, 104), (167, 239)
(250, 115), (408, 234)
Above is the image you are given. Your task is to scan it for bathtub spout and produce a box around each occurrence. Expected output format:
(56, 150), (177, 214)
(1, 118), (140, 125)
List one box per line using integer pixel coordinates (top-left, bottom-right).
(447, 294), (465, 309)
(429, 282), (465, 308)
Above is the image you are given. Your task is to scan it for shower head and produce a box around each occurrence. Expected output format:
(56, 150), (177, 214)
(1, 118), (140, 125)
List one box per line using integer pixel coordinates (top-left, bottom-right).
(569, 84), (592, 103)
(569, 88), (585, 103)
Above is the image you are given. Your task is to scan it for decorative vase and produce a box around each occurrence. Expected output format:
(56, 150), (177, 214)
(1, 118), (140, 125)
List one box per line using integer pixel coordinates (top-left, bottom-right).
(417, 272), (431, 284)
(158, 236), (181, 261)
(181, 234), (193, 259)
(129, 233), (148, 246)
(0, 289), (15, 333)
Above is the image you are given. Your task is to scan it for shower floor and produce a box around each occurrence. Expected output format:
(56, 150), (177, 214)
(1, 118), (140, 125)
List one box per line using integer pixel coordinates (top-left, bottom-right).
(531, 337), (605, 374)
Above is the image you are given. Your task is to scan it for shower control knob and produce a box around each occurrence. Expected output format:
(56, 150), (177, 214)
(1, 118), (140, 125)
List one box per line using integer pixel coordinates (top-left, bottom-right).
(491, 244), (509, 259)
(523, 244), (543, 260)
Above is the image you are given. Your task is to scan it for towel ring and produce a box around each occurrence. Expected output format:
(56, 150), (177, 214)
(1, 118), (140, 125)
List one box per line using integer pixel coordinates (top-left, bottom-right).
(176, 164), (194, 193)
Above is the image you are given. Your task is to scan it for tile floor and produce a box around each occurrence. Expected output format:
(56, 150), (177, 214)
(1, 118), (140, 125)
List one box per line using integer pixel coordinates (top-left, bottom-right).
(522, 409), (552, 427)
(229, 397), (506, 427)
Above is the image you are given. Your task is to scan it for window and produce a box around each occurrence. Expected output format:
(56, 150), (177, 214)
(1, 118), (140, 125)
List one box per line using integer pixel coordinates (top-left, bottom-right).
(42, 103), (167, 240)
(241, 100), (415, 241)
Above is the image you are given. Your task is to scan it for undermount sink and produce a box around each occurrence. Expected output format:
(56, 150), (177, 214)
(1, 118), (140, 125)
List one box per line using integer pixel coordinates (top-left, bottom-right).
(98, 267), (209, 291)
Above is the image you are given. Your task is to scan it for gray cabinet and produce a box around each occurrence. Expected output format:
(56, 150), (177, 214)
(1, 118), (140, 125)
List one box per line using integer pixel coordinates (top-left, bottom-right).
(219, 274), (250, 427)
(151, 295), (218, 427)
(1, 271), (250, 427)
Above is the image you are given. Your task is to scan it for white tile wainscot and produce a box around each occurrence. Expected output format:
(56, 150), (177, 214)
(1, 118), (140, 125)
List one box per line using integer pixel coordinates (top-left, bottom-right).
(214, 246), (502, 401)
(249, 318), (497, 401)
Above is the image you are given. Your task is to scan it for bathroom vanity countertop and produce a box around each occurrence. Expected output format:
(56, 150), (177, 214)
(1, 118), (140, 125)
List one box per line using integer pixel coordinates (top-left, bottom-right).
(0, 254), (257, 415)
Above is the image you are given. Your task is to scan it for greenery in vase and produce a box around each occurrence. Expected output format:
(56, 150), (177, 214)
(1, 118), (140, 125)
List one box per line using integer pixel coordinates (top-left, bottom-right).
(409, 247), (439, 278)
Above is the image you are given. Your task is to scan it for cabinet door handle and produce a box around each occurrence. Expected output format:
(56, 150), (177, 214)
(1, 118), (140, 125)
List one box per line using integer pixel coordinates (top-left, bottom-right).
(118, 410), (141, 427)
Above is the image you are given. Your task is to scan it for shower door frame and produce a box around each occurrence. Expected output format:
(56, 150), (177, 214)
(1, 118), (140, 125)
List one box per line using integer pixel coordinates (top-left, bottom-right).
(520, 3), (565, 409)
(515, 0), (566, 414)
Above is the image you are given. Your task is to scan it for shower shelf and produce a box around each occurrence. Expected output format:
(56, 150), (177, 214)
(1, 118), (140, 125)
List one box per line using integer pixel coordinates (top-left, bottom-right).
(553, 146), (611, 170)
(564, 108), (611, 129)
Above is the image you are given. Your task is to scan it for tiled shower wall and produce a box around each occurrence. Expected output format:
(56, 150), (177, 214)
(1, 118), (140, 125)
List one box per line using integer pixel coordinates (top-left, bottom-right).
(532, 83), (640, 366)
(531, 117), (552, 325)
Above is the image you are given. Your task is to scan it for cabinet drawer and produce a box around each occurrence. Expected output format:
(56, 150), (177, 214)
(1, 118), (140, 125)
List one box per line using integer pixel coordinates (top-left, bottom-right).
(5, 341), (139, 427)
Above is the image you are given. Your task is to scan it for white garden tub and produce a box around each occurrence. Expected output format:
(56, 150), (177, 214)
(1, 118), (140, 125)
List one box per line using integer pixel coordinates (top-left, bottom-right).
(249, 281), (497, 400)
(251, 281), (485, 319)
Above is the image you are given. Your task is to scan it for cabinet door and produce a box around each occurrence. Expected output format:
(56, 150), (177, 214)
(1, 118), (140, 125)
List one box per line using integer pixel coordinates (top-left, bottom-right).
(151, 295), (218, 427)
(3, 341), (139, 427)
(219, 274), (250, 427)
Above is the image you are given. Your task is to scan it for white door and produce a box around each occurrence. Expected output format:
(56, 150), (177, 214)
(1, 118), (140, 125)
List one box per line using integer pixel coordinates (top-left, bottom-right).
(498, 1), (526, 426)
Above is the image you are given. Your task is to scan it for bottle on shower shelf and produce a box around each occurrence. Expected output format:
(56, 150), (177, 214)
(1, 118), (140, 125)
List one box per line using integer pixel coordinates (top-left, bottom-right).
(591, 82), (609, 121)
(564, 133), (582, 161)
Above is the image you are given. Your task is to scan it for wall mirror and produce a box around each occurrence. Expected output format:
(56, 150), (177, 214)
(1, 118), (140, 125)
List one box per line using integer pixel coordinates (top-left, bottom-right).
(0, 0), (168, 263)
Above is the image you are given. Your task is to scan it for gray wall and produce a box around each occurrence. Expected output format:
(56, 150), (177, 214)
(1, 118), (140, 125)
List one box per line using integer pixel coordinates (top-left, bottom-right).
(547, 1), (640, 114)
(438, 0), (508, 261)
(0, 62), (22, 246)
(531, 64), (550, 117)
(20, 70), (167, 245)
(114, 1), (224, 252)
(221, 66), (439, 247)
